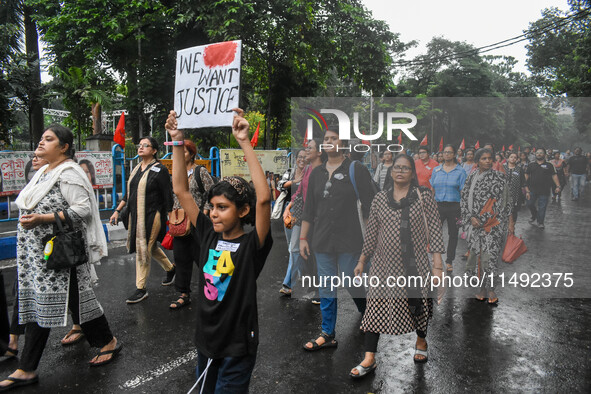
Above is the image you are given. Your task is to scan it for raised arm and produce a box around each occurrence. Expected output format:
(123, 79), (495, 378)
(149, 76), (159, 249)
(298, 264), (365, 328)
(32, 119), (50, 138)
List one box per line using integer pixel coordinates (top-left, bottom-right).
(232, 108), (271, 246)
(165, 110), (200, 227)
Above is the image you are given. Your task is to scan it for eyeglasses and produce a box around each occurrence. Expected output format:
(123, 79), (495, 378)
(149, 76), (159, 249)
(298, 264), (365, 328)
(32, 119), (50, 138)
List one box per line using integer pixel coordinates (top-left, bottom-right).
(323, 179), (332, 198)
(418, 151), (428, 155)
(443, 151), (454, 154)
(392, 165), (412, 173)
(136, 143), (152, 149)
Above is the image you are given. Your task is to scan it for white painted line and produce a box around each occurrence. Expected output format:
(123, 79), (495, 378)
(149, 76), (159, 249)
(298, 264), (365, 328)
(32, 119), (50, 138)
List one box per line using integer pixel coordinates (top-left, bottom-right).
(119, 349), (198, 390)
(0, 231), (16, 235)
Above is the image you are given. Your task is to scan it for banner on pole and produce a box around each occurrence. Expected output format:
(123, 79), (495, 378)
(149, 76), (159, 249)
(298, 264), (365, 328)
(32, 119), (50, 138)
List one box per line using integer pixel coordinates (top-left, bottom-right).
(74, 151), (113, 189)
(219, 149), (288, 181)
(174, 40), (242, 129)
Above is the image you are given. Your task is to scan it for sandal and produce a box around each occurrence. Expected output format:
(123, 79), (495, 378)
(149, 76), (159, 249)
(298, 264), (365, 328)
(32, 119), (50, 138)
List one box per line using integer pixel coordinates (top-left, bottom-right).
(0, 348), (18, 362)
(61, 329), (85, 346)
(446, 264), (453, 272)
(414, 345), (428, 363)
(0, 376), (39, 392)
(89, 343), (123, 367)
(170, 295), (191, 310)
(303, 333), (338, 351)
(350, 362), (376, 379)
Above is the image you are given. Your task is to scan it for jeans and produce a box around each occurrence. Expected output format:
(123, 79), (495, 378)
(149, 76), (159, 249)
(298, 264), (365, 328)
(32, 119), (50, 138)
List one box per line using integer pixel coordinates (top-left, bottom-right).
(527, 193), (549, 225)
(196, 351), (257, 394)
(315, 252), (366, 336)
(571, 174), (586, 199)
(437, 202), (461, 265)
(283, 225), (302, 288)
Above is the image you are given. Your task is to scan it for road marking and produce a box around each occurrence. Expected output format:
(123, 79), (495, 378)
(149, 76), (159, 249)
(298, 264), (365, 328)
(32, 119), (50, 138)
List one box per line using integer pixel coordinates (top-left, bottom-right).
(119, 349), (198, 390)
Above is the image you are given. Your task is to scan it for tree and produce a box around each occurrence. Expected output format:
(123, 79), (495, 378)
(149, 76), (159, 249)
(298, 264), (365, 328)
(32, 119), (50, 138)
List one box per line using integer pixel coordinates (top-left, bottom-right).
(526, 2), (591, 133)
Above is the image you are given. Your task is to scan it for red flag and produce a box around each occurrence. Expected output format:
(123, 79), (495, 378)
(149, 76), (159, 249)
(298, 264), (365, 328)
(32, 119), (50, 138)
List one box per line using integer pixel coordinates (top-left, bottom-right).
(397, 132), (402, 145)
(475, 140), (480, 149)
(459, 138), (465, 150)
(360, 131), (371, 146)
(502, 145), (506, 151)
(518, 146), (521, 152)
(250, 122), (260, 147)
(420, 134), (428, 146)
(509, 144), (513, 151)
(113, 113), (125, 148)
(438, 136), (443, 152)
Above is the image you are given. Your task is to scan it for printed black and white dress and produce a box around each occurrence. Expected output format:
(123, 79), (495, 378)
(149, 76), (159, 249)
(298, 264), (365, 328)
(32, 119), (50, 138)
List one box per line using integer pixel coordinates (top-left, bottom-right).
(17, 173), (103, 327)
(360, 188), (445, 336)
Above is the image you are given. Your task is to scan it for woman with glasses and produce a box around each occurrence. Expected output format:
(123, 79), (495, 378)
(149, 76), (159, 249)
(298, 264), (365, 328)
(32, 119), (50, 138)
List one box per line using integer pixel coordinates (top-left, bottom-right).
(415, 147), (439, 189)
(110, 137), (175, 304)
(461, 148), (509, 304)
(299, 129), (374, 351)
(350, 154), (445, 377)
(430, 145), (467, 273)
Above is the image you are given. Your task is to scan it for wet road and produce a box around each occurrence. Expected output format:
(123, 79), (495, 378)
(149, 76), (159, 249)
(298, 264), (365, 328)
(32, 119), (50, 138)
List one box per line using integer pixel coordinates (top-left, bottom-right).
(1, 187), (590, 393)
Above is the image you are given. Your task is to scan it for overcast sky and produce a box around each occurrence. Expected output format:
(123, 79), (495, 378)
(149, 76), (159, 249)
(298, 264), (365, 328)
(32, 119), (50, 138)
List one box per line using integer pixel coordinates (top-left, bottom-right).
(362, 0), (570, 74)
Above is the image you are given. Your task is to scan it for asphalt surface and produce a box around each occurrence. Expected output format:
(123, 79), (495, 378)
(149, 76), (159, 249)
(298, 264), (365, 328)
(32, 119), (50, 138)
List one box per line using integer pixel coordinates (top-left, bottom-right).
(0, 187), (590, 393)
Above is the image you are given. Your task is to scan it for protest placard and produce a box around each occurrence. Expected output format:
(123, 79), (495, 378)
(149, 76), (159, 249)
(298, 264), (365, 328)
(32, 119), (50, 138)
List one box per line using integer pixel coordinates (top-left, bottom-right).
(174, 40), (242, 129)
(0, 152), (34, 196)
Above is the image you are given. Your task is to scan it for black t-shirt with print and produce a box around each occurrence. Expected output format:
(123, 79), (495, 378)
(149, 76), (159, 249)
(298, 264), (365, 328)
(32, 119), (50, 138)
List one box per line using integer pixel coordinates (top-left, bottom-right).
(526, 161), (556, 196)
(192, 211), (273, 358)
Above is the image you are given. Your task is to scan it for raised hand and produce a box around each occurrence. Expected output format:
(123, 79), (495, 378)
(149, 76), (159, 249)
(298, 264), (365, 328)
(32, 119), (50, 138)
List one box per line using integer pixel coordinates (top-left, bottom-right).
(165, 110), (184, 141)
(231, 107), (250, 144)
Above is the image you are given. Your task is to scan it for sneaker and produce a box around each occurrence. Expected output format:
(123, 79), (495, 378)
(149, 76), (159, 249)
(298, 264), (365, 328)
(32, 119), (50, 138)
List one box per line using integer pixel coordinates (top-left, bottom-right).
(162, 266), (176, 286)
(126, 289), (148, 304)
(311, 298), (321, 305)
(528, 218), (536, 225)
(279, 285), (292, 296)
(538, 224), (545, 229)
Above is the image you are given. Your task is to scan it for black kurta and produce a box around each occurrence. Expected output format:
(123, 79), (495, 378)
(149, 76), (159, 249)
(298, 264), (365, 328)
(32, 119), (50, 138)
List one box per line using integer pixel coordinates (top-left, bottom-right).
(124, 162), (173, 253)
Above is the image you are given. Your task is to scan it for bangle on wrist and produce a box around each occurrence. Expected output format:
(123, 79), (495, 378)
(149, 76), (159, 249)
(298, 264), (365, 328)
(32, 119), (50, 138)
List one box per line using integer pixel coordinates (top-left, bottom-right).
(299, 237), (307, 241)
(116, 209), (121, 213)
(164, 140), (184, 146)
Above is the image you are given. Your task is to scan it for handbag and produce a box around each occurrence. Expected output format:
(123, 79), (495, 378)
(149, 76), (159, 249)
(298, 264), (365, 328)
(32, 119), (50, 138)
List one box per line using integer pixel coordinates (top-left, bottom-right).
(169, 208), (191, 237)
(502, 233), (527, 263)
(271, 191), (287, 219)
(42, 211), (88, 270)
(161, 232), (174, 250)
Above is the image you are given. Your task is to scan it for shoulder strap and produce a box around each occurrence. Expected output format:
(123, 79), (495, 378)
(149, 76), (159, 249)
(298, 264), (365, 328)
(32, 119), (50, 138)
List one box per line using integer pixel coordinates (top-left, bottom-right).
(349, 161), (360, 201)
(194, 165), (205, 194)
(416, 188), (430, 247)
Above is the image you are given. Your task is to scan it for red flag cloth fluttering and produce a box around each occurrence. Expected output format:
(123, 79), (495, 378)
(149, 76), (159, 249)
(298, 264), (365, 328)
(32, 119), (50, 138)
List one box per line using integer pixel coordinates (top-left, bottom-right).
(509, 144), (513, 151)
(474, 140), (480, 149)
(114, 113), (125, 148)
(502, 145), (506, 151)
(250, 122), (260, 147)
(459, 138), (465, 150)
(438, 137), (443, 152)
(420, 134), (428, 146)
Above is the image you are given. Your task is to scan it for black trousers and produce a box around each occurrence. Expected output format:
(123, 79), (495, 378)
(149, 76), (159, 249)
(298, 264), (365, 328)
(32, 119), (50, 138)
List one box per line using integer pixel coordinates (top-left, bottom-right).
(18, 268), (113, 372)
(437, 202), (461, 264)
(364, 329), (427, 353)
(173, 233), (199, 294)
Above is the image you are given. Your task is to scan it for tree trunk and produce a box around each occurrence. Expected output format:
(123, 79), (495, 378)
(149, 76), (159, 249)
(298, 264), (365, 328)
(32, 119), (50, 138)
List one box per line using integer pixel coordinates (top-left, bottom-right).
(91, 102), (102, 135)
(24, 6), (44, 144)
(126, 62), (141, 143)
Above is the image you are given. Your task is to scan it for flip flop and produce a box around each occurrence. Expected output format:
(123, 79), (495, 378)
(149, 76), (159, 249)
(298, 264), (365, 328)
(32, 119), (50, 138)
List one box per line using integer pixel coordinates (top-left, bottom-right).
(488, 297), (499, 305)
(350, 363), (376, 379)
(414, 345), (428, 363)
(61, 329), (85, 346)
(1, 348), (18, 361)
(0, 376), (39, 392)
(89, 343), (123, 367)
(303, 333), (338, 351)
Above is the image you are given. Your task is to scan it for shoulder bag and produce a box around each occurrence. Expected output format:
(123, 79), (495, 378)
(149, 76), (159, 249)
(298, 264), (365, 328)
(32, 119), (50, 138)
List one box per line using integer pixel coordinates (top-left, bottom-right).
(42, 211), (88, 270)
